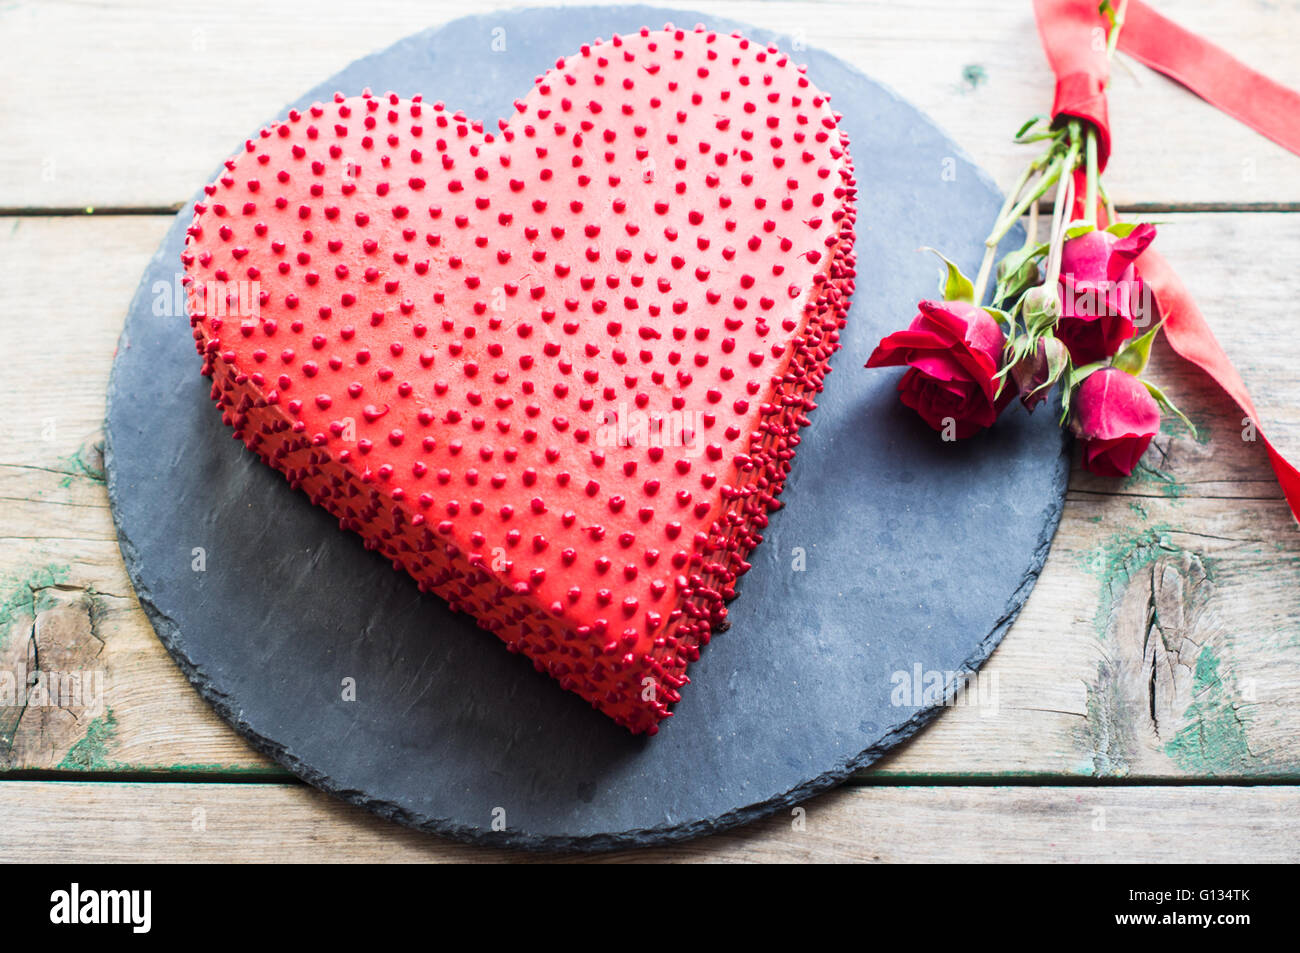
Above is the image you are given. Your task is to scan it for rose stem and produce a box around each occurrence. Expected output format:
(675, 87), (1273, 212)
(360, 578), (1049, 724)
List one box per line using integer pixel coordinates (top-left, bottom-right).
(1092, 0), (1133, 228)
(1099, 179), (1117, 227)
(1106, 0), (1130, 63)
(972, 141), (1067, 304)
(1043, 128), (1082, 290)
(971, 159), (1038, 303)
(982, 148), (1064, 252)
(1084, 126), (1099, 229)
(972, 248), (998, 305)
(1026, 190), (1040, 248)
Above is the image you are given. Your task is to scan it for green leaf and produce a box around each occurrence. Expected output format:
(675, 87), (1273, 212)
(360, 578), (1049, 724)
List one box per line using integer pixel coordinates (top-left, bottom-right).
(1013, 116), (1064, 144)
(1106, 220), (1166, 237)
(994, 372), (1011, 401)
(1060, 356), (1102, 423)
(1099, 0), (1117, 28)
(1005, 284), (1036, 321)
(1016, 132), (1066, 144)
(1014, 114), (1048, 140)
(1060, 360), (1107, 421)
(1064, 219), (1097, 240)
(996, 332), (1035, 380)
(1143, 380), (1198, 438)
(1059, 382), (1074, 426)
(1007, 241), (1051, 267)
(1111, 320), (1165, 377)
(993, 242), (1049, 307)
(1067, 361), (1108, 391)
(920, 247), (975, 303)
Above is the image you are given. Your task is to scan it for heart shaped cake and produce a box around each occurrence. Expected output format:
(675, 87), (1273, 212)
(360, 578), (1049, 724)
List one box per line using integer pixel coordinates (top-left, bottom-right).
(182, 24), (857, 733)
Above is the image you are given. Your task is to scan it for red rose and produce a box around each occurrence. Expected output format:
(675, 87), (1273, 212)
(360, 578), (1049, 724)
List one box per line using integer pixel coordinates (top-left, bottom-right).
(1070, 367), (1161, 477)
(866, 300), (1012, 439)
(1056, 224), (1157, 365)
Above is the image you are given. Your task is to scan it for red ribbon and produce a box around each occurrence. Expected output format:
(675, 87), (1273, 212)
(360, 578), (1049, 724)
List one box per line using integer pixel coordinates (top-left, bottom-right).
(1120, 2), (1300, 159)
(1033, 0), (1300, 522)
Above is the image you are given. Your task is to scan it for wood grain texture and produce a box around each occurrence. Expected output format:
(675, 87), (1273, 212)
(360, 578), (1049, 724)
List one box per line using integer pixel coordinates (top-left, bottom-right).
(1, 213), (1297, 781)
(0, 780), (1294, 862)
(1, 1), (1298, 210)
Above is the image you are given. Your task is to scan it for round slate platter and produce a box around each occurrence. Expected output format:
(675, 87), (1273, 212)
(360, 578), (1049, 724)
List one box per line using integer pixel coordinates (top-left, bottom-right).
(105, 6), (1068, 851)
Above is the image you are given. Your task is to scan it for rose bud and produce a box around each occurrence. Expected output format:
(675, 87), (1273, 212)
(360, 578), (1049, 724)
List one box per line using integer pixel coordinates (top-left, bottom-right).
(1020, 284), (1063, 335)
(1010, 335), (1068, 412)
(1070, 366), (1161, 477)
(1056, 224), (1158, 365)
(866, 300), (1014, 439)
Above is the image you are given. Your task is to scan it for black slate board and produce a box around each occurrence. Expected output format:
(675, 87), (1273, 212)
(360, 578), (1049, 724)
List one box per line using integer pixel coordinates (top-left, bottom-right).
(104, 6), (1068, 850)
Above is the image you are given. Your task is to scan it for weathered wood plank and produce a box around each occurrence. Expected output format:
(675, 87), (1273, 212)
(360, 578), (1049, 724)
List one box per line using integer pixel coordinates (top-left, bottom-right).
(1, 212), (1297, 779)
(0, 780), (1295, 861)
(0, 215), (282, 772)
(1, 0), (1297, 210)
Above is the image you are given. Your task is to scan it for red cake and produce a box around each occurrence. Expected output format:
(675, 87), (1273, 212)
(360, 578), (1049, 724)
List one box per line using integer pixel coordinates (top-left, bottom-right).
(182, 25), (857, 733)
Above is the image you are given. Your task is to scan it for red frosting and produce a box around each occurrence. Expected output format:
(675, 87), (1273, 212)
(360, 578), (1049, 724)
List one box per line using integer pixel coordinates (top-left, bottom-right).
(182, 25), (857, 734)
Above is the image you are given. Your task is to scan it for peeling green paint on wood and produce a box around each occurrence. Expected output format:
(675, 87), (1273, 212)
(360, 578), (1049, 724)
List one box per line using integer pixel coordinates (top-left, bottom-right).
(1163, 648), (1254, 775)
(54, 437), (105, 489)
(1075, 526), (1179, 777)
(1078, 524), (1179, 636)
(0, 564), (72, 650)
(1074, 526), (1251, 779)
(1160, 411), (1212, 446)
(56, 708), (119, 770)
(1124, 460), (1183, 497)
(961, 63), (987, 90)
(1080, 668), (1136, 778)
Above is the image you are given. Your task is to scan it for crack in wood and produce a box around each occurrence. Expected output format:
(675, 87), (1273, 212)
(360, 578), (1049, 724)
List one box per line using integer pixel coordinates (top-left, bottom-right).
(1079, 536), (1240, 777)
(1, 582), (113, 770)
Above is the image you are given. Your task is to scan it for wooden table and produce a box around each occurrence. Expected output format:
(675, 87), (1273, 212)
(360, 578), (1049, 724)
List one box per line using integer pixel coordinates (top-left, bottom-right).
(2, 0), (1298, 862)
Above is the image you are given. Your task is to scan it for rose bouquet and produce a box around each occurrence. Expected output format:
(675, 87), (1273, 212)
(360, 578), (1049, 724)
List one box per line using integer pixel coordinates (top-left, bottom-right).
(866, 0), (1192, 477)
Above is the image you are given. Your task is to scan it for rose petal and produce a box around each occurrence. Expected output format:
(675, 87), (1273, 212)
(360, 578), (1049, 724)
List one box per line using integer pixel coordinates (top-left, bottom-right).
(864, 328), (950, 368)
(1110, 223), (1158, 280)
(1072, 367), (1161, 441)
(1083, 433), (1155, 477)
